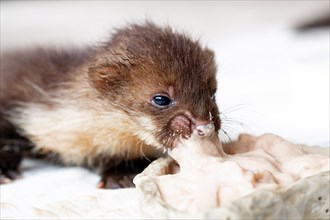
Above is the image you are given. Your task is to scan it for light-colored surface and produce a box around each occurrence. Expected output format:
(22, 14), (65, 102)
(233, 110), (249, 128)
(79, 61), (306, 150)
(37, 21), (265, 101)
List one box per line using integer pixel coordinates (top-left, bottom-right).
(1, 160), (140, 219)
(136, 160), (329, 219)
(1, 1), (329, 50)
(153, 133), (330, 213)
(1, 1), (329, 219)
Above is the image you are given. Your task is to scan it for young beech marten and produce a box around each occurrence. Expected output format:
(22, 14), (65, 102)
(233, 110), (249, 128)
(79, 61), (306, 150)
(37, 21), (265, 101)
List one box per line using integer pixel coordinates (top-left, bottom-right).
(0, 22), (221, 188)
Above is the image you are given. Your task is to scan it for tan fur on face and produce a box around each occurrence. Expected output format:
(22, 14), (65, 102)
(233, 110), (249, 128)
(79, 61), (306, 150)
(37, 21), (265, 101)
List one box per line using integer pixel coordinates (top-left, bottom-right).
(88, 23), (220, 149)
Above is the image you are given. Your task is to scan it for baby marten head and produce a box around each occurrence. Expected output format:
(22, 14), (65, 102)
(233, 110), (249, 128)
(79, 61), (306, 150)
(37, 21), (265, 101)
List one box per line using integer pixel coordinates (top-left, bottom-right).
(88, 22), (220, 149)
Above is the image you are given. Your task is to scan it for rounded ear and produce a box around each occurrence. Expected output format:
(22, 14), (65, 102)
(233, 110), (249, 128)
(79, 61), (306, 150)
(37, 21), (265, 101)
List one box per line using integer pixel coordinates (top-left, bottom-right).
(88, 64), (124, 95)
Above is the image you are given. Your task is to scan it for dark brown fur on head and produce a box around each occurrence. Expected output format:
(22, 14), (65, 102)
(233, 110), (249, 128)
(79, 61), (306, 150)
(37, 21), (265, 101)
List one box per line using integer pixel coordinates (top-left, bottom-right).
(88, 22), (221, 149)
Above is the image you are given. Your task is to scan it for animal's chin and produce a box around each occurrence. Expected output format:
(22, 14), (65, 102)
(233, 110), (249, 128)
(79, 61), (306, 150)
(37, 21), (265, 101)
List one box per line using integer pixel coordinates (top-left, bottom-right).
(158, 134), (190, 150)
(153, 125), (191, 150)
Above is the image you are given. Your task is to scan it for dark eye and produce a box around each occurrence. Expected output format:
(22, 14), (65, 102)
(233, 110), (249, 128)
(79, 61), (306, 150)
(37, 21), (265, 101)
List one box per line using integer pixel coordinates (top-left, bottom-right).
(151, 95), (172, 108)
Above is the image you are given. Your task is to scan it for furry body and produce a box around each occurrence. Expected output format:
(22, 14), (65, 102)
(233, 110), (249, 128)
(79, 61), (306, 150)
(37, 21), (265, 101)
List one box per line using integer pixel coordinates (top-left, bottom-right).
(0, 22), (220, 187)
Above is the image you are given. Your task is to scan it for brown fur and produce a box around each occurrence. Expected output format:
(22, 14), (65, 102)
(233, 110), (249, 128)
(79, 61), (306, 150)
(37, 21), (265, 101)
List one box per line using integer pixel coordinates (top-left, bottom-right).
(0, 22), (220, 185)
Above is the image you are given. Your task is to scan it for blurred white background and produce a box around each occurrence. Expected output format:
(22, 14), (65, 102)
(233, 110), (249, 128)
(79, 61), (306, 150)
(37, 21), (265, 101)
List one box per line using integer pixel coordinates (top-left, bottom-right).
(1, 1), (329, 146)
(1, 1), (329, 219)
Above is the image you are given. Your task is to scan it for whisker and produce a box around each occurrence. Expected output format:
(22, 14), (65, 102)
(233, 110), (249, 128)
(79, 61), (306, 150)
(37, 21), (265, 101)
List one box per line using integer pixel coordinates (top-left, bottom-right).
(220, 129), (232, 143)
(220, 112), (252, 133)
(221, 104), (249, 114)
(219, 112), (229, 119)
(221, 119), (249, 131)
(221, 125), (241, 136)
(138, 140), (149, 161)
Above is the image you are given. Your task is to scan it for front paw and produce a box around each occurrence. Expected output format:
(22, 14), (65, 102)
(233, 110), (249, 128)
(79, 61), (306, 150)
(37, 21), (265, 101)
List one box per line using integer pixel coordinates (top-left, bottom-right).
(0, 170), (21, 184)
(97, 173), (135, 189)
(0, 144), (23, 184)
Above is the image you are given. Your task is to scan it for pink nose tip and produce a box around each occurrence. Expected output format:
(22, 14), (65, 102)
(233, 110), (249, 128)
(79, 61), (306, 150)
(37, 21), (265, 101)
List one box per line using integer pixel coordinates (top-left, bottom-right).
(196, 123), (215, 137)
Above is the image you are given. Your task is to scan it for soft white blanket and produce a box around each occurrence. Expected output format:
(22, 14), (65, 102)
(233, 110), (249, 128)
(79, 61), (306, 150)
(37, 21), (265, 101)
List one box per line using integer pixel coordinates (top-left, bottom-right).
(1, 160), (140, 219)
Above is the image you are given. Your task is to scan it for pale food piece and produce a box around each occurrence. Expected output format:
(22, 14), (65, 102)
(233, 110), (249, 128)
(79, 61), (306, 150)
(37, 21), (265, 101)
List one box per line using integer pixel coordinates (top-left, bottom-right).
(157, 133), (329, 212)
(134, 133), (329, 219)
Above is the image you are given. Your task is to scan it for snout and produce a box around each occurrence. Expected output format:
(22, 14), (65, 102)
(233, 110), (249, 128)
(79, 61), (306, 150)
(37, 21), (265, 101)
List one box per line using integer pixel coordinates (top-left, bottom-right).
(170, 111), (215, 138)
(185, 111), (215, 137)
(195, 123), (215, 137)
